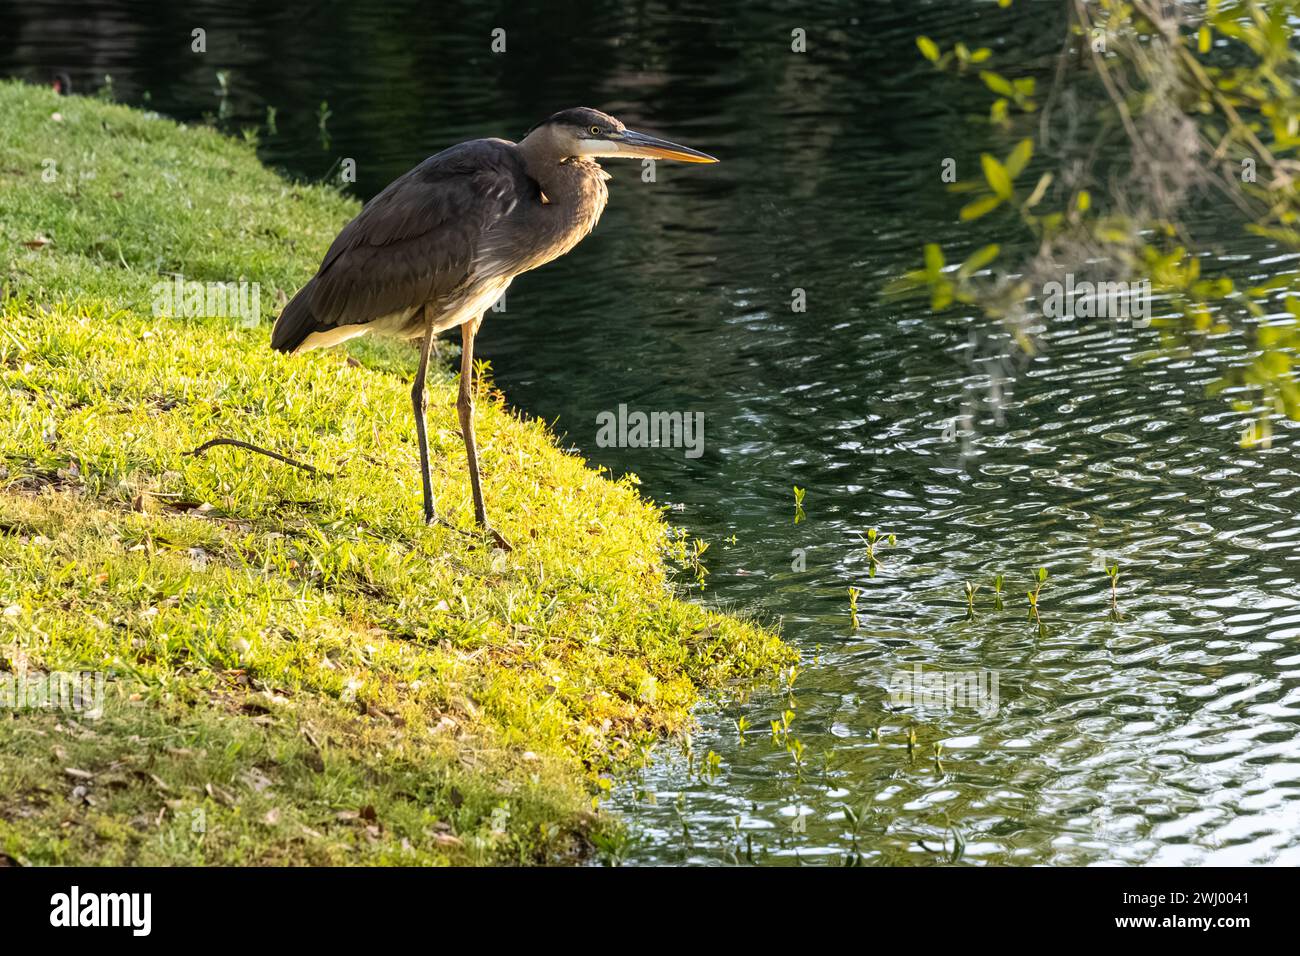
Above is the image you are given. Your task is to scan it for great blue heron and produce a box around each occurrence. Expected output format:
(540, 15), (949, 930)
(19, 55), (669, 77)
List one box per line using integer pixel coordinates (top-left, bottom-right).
(271, 107), (717, 549)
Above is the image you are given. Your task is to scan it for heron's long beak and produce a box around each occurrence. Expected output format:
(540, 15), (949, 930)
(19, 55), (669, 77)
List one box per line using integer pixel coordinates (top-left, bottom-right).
(615, 129), (719, 163)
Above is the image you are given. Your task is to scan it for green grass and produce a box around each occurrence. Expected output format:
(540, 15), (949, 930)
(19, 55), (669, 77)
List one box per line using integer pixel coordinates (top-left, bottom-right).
(0, 80), (792, 865)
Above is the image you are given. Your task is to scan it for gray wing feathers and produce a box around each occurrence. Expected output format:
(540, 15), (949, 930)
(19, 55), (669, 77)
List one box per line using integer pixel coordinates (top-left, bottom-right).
(285, 140), (529, 336)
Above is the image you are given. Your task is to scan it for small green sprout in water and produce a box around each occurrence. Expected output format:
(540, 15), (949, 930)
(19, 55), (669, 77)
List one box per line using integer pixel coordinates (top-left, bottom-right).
(964, 580), (980, 617)
(946, 816), (966, 863)
(674, 792), (692, 851)
(918, 816), (967, 863)
(1027, 566), (1048, 624)
(770, 709), (794, 745)
(933, 741), (944, 772)
(792, 485), (806, 523)
(906, 725), (917, 761)
(214, 70), (232, 123)
(317, 99), (333, 149)
(735, 715), (750, 746)
(848, 586), (861, 629)
(1105, 562), (1121, 617)
(993, 573), (1005, 610)
(685, 539), (710, 588)
(862, 528), (897, 577)
(842, 803), (866, 867)
(788, 736), (806, 770)
(704, 750), (723, 780)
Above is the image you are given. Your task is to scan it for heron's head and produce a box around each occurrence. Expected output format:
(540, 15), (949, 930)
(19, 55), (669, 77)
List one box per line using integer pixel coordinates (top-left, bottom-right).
(524, 107), (718, 164)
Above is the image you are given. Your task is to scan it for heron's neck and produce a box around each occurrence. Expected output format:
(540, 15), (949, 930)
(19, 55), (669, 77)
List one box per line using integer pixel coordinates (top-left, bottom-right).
(516, 128), (600, 199)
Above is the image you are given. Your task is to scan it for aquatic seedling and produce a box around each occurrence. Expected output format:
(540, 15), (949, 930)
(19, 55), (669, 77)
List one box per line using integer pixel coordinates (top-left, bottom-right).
(1105, 562), (1121, 617)
(770, 709), (794, 745)
(849, 586), (861, 628)
(1027, 567), (1048, 624)
(917, 816), (967, 864)
(842, 802), (869, 867)
(792, 484), (806, 523)
(685, 538), (710, 587)
(735, 715), (750, 746)
(788, 736), (806, 771)
(964, 580), (980, 616)
(317, 99), (333, 149)
(673, 791), (693, 851)
(993, 574), (1004, 610)
(906, 725), (917, 761)
(945, 816), (967, 864)
(862, 528), (897, 577)
(704, 750), (722, 780)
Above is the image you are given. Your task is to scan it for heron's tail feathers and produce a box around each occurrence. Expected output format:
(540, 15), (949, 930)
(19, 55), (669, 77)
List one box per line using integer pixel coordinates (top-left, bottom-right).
(271, 281), (319, 354)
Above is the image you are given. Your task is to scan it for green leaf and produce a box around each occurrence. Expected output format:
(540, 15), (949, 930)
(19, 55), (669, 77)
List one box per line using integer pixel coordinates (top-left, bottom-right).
(930, 280), (953, 312)
(960, 195), (1003, 220)
(958, 243), (1000, 278)
(1023, 171), (1053, 208)
(917, 36), (940, 62)
(981, 153), (1013, 199)
(980, 70), (1014, 96)
(1005, 138), (1033, 179)
(923, 243), (945, 276)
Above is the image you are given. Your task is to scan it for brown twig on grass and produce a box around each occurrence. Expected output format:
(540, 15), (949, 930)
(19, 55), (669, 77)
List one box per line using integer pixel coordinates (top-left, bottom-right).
(185, 437), (327, 476)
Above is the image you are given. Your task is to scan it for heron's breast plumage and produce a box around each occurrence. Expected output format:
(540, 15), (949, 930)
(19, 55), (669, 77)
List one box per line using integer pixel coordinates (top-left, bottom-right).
(475, 157), (609, 282)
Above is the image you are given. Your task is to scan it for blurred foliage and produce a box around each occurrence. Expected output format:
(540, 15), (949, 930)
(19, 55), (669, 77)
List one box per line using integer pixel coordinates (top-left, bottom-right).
(893, 0), (1300, 445)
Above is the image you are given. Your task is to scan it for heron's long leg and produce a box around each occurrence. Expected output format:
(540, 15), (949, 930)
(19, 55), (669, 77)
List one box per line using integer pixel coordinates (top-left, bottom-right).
(457, 319), (511, 550)
(412, 308), (436, 524)
(457, 320), (486, 524)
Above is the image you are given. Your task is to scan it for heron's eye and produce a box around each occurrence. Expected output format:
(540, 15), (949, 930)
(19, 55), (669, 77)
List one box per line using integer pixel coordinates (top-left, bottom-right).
(589, 125), (602, 135)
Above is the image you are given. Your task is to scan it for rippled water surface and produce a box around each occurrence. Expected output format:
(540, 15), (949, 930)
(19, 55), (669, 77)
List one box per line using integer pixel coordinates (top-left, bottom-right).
(4, 0), (1299, 864)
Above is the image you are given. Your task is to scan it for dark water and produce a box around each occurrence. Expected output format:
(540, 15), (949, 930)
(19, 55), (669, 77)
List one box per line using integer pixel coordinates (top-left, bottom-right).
(5, 1), (1300, 865)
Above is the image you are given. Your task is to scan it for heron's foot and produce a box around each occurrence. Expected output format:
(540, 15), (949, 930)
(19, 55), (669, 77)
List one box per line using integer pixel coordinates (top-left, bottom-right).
(483, 525), (513, 552)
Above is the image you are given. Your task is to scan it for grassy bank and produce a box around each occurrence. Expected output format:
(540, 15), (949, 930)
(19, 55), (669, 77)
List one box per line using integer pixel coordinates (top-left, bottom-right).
(0, 81), (791, 865)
